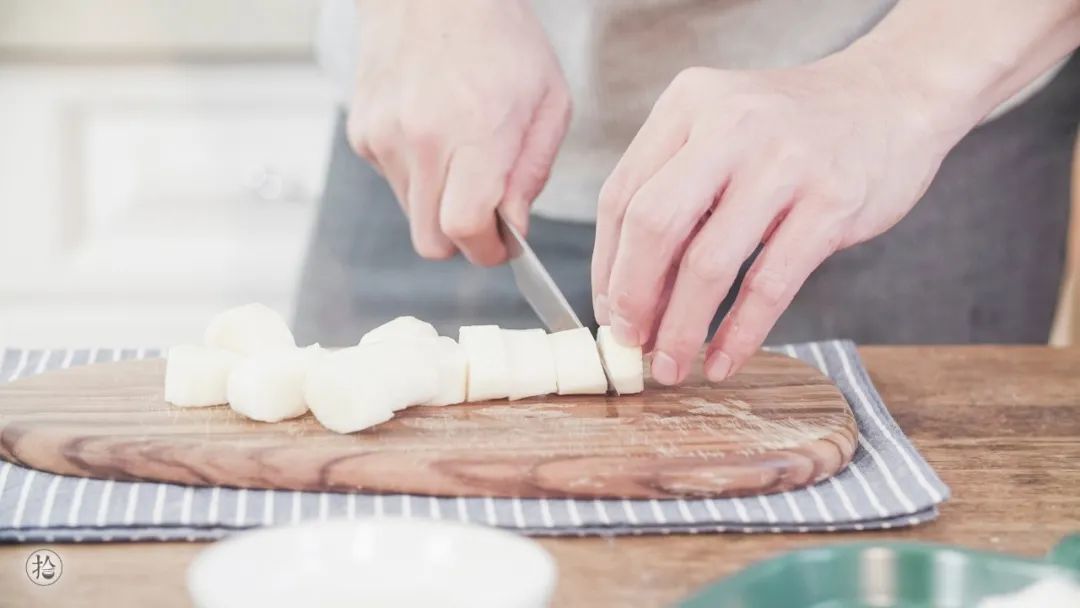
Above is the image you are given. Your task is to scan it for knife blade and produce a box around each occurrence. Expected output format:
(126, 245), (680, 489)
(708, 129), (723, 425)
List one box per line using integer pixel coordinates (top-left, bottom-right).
(496, 210), (619, 394)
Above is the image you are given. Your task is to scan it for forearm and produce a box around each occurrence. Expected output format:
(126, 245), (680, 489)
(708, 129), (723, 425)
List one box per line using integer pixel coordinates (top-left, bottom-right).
(835, 0), (1080, 144)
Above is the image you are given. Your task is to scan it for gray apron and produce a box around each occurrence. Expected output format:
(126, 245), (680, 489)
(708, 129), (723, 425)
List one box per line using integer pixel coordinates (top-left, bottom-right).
(294, 53), (1079, 347)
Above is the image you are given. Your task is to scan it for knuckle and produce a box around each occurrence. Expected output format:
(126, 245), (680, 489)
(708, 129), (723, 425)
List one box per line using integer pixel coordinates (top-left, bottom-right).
(623, 201), (676, 245)
(596, 179), (625, 220)
(366, 118), (398, 152)
(815, 221), (847, 256)
(682, 244), (732, 284)
(809, 172), (863, 212)
(551, 87), (573, 122)
(400, 115), (444, 150)
(659, 66), (720, 110)
(345, 112), (370, 158)
(661, 330), (704, 360)
(610, 289), (648, 322)
(350, 118), (397, 163)
(726, 319), (761, 353)
(671, 66), (711, 92)
(439, 210), (487, 241)
(764, 139), (811, 176)
(743, 267), (790, 308)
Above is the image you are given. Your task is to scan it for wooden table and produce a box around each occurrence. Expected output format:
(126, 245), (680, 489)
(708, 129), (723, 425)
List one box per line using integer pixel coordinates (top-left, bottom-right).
(2, 346), (1078, 607)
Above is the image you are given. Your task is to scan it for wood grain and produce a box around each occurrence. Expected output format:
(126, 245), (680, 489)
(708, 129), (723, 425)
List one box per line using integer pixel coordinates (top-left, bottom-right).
(2, 346), (1076, 608)
(0, 352), (851, 498)
(0, 351), (856, 499)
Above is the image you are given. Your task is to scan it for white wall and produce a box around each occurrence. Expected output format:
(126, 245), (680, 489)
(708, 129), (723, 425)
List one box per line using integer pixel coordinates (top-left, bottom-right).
(0, 1), (339, 347)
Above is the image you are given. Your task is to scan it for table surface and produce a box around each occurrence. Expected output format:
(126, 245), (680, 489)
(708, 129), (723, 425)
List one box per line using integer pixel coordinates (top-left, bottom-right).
(2, 345), (1078, 608)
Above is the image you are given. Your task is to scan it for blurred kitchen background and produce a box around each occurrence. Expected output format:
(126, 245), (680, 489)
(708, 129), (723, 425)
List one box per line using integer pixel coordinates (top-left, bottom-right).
(1, 1), (1079, 348)
(0, 0), (336, 347)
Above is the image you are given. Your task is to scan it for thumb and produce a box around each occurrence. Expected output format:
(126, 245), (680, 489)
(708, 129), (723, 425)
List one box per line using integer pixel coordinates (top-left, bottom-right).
(500, 85), (572, 236)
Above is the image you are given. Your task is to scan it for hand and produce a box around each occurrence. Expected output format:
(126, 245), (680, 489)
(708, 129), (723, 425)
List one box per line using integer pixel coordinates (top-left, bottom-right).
(346, 0), (571, 266)
(592, 56), (957, 385)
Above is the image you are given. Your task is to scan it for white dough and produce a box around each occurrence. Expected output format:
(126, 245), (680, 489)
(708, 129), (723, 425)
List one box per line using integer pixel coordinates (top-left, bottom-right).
(227, 346), (323, 423)
(549, 328), (608, 395)
(422, 337), (468, 406)
(359, 316), (438, 345)
(595, 326), (645, 394)
(502, 329), (558, 400)
(204, 303), (295, 356)
(164, 345), (243, 407)
(359, 336), (466, 407)
(458, 325), (511, 401)
(304, 344), (439, 434)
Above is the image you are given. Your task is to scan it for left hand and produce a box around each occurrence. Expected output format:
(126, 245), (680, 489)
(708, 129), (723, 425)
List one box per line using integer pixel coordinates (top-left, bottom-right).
(591, 55), (957, 385)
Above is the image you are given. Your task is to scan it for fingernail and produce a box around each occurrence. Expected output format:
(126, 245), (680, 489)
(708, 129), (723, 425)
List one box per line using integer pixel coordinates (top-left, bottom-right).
(705, 351), (732, 382)
(594, 294), (609, 324)
(652, 351), (679, 386)
(610, 312), (639, 346)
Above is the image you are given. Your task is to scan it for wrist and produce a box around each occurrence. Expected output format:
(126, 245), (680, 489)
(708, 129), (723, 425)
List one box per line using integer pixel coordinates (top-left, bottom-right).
(820, 40), (983, 152)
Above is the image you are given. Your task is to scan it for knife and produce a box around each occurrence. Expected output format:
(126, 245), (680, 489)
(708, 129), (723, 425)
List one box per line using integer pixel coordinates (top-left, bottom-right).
(496, 210), (619, 395)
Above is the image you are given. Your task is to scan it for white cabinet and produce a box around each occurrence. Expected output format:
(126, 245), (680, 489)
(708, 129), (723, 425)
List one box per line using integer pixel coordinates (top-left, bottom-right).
(0, 64), (338, 347)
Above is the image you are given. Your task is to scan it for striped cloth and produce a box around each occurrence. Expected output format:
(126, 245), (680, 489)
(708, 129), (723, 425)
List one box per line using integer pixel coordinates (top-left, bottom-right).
(0, 340), (948, 542)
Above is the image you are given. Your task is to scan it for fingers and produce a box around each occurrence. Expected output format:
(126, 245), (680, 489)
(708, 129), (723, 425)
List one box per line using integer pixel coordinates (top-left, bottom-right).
(642, 262), (679, 354)
(501, 86), (572, 236)
(405, 142), (455, 260)
(439, 135), (519, 266)
(603, 136), (736, 349)
(649, 166), (797, 385)
(591, 108), (689, 325)
(351, 90), (566, 266)
(346, 108), (411, 211)
(704, 205), (841, 381)
(378, 146), (411, 214)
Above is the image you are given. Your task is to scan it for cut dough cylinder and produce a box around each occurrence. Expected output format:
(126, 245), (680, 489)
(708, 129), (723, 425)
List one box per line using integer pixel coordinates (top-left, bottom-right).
(423, 337), (468, 406)
(204, 303), (295, 356)
(359, 316), (438, 345)
(361, 337), (466, 407)
(164, 345), (243, 407)
(458, 325), (510, 401)
(502, 328), (558, 400)
(227, 346), (324, 423)
(304, 344), (439, 434)
(596, 326), (645, 394)
(549, 328), (608, 395)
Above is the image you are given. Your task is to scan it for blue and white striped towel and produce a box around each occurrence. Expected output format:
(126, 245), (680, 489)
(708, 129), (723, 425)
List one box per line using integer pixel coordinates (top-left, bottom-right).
(0, 340), (948, 542)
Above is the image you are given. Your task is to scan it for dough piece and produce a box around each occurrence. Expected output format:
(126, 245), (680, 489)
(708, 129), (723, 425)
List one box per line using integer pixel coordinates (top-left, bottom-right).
(359, 316), (438, 345)
(227, 345), (323, 422)
(304, 344), (439, 434)
(549, 328), (608, 395)
(358, 336), (466, 407)
(458, 325), (510, 401)
(422, 337), (468, 406)
(595, 326), (645, 394)
(502, 328), (558, 400)
(204, 303), (295, 356)
(164, 345), (243, 407)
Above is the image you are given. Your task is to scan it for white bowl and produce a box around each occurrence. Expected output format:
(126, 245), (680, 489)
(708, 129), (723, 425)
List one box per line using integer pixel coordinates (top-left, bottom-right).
(187, 517), (557, 608)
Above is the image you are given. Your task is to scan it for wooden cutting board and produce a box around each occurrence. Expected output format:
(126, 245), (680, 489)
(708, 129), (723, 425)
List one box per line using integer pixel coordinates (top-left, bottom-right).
(0, 352), (856, 499)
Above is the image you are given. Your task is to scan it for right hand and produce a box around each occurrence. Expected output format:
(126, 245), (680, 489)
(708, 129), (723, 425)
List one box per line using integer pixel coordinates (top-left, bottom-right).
(347, 0), (571, 266)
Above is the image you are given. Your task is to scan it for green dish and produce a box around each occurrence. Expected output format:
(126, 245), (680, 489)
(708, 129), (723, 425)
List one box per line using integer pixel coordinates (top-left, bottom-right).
(679, 535), (1080, 608)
